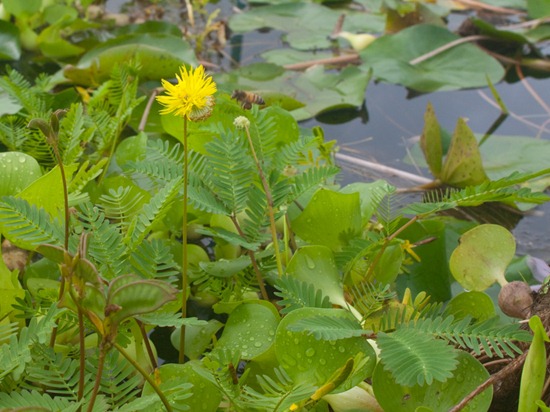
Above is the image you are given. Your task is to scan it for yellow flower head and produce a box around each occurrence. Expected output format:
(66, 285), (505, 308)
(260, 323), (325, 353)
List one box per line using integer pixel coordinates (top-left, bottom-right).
(156, 65), (217, 121)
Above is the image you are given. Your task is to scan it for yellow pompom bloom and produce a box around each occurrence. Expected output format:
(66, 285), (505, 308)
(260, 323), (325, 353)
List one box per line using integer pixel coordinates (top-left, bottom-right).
(156, 65), (217, 121)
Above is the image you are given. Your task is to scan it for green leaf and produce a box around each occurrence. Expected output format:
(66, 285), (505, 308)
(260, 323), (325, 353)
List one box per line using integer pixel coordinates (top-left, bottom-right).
(275, 307), (376, 392)
(273, 276), (332, 314)
(340, 180), (394, 225)
(528, 0), (550, 18)
(420, 102), (442, 178)
(519, 315), (550, 412)
(377, 328), (458, 386)
(108, 278), (178, 327)
(373, 351), (492, 411)
(286, 246), (360, 318)
(215, 301), (279, 360)
(142, 361), (221, 411)
(0, 21), (21, 60)
(292, 189), (361, 251)
(18, 164), (78, 218)
(440, 118), (488, 187)
(64, 33), (197, 86)
(0, 152), (42, 197)
(360, 24), (504, 92)
(450, 224), (516, 291)
(170, 319), (223, 360)
(443, 291), (496, 323)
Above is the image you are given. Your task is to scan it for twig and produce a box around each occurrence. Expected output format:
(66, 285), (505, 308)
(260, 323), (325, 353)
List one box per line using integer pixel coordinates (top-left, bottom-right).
(453, 0), (523, 14)
(335, 153), (432, 184)
(450, 351), (527, 412)
(409, 35), (491, 66)
(139, 88), (159, 132)
(516, 64), (550, 117)
(284, 54), (360, 70)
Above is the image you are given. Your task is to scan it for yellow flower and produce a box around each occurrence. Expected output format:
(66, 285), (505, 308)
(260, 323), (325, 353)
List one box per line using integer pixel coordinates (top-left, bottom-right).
(156, 65), (217, 121)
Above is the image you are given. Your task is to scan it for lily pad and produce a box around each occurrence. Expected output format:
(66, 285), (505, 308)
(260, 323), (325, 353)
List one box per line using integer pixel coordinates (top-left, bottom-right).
(450, 224), (516, 291)
(64, 33), (197, 86)
(229, 3), (384, 50)
(360, 24), (505, 92)
(216, 64), (370, 121)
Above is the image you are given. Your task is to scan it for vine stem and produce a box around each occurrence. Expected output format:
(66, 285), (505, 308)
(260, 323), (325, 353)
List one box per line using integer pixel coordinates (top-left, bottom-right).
(114, 342), (173, 412)
(243, 124), (284, 277)
(179, 117), (189, 363)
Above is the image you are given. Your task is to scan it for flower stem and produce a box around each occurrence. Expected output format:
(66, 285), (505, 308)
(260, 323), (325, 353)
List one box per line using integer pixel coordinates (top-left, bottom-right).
(87, 341), (108, 412)
(114, 342), (173, 412)
(179, 117), (189, 363)
(243, 125), (284, 277)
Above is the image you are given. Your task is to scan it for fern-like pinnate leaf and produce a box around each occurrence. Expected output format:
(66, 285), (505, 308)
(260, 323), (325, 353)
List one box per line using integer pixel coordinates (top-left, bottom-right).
(241, 367), (316, 412)
(87, 351), (142, 409)
(0, 305), (59, 382)
(98, 186), (146, 231)
(0, 389), (80, 411)
(291, 165), (340, 201)
(377, 328), (459, 386)
(402, 169), (550, 216)
(412, 315), (532, 358)
(59, 103), (94, 164)
(0, 196), (64, 250)
(203, 130), (255, 213)
(348, 282), (396, 319)
(129, 238), (180, 284)
(78, 203), (129, 279)
(124, 176), (183, 252)
(286, 315), (366, 340)
(274, 276), (332, 314)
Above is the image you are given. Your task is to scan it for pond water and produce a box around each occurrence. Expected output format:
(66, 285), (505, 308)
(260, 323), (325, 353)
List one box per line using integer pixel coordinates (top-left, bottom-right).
(107, 0), (550, 260)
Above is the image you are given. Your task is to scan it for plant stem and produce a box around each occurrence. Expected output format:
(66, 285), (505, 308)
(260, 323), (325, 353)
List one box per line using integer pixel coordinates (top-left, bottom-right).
(365, 215), (419, 282)
(229, 215), (269, 300)
(49, 142), (70, 348)
(114, 342), (173, 412)
(136, 319), (158, 370)
(179, 117), (189, 363)
(87, 341), (108, 412)
(77, 310), (85, 402)
(243, 124), (284, 277)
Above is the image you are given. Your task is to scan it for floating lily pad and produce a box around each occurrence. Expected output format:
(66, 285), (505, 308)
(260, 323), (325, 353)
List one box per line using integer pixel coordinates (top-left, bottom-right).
(229, 3), (383, 50)
(450, 224), (516, 291)
(0, 152), (42, 197)
(360, 24), (505, 92)
(64, 33), (197, 86)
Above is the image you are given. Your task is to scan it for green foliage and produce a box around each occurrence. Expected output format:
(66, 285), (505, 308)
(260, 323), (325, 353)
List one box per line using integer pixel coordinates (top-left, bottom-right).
(274, 276), (332, 314)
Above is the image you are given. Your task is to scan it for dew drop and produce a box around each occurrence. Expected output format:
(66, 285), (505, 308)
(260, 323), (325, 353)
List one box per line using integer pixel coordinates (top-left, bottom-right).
(305, 348), (315, 357)
(254, 341), (262, 348)
(305, 255), (316, 269)
(319, 358), (326, 365)
(338, 346), (345, 353)
(18, 156), (25, 163)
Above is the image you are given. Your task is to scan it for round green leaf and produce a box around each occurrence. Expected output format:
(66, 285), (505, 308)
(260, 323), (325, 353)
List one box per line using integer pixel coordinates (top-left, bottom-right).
(275, 307), (376, 393)
(171, 319), (224, 360)
(0, 152), (41, 196)
(443, 291), (496, 322)
(360, 24), (504, 92)
(450, 224), (516, 291)
(215, 301), (279, 360)
(292, 189), (361, 251)
(142, 361), (221, 411)
(373, 351), (493, 412)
